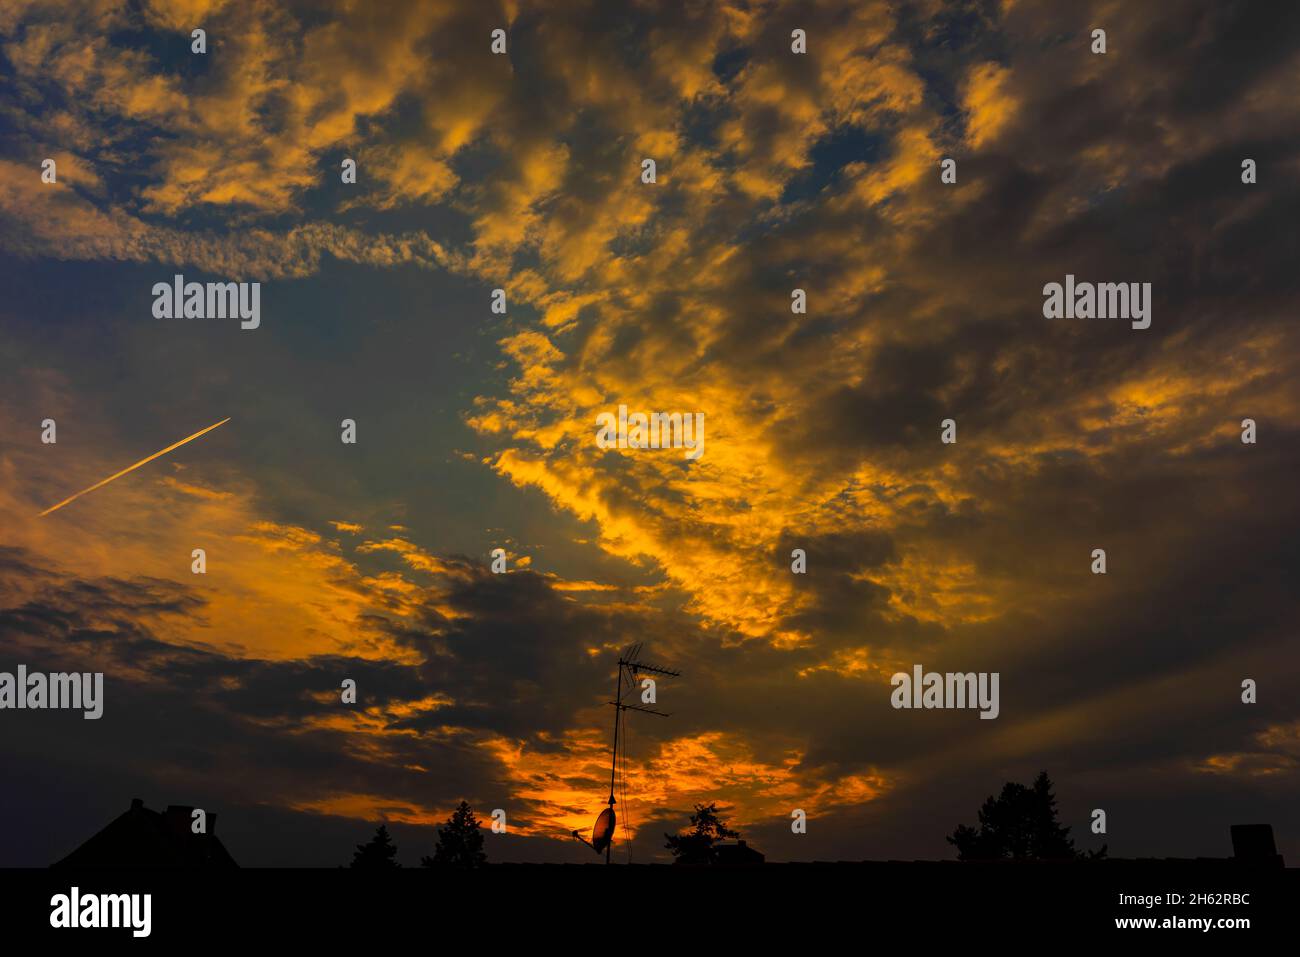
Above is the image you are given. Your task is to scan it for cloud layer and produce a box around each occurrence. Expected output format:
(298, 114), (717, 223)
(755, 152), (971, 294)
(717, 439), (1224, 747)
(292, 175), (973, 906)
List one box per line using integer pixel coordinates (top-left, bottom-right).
(2, 0), (1299, 865)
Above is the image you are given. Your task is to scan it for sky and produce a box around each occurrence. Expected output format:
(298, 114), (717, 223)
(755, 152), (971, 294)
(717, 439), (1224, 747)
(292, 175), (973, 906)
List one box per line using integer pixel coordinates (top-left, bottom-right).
(2, 0), (1299, 867)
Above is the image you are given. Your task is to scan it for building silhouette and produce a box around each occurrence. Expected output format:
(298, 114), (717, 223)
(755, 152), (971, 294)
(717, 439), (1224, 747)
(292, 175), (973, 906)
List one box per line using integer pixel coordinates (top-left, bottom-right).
(711, 840), (765, 866)
(51, 798), (238, 868)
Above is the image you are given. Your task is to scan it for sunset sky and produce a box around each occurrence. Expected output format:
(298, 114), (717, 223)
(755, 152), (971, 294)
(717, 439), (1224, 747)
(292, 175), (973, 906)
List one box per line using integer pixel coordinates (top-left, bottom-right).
(2, 0), (1299, 866)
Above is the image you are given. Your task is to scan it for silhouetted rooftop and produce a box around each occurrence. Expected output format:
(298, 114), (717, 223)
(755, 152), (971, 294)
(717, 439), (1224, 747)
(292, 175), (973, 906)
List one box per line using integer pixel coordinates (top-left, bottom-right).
(51, 798), (238, 869)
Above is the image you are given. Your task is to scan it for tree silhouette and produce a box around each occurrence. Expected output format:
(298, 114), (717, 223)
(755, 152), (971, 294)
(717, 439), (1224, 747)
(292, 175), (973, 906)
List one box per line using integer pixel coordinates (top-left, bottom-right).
(948, 771), (1106, 861)
(665, 802), (740, 865)
(350, 824), (401, 869)
(421, 800), (487, 868)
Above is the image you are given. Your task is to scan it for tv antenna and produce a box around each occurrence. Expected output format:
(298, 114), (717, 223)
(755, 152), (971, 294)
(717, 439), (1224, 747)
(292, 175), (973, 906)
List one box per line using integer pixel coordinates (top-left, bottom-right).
(571, 642), (680, 863)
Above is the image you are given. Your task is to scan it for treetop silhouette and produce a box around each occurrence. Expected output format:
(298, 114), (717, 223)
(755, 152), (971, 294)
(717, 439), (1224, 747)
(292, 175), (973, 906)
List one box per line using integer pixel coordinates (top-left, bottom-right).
(422, 800), (487, 868)
(350, 823), (401, 869)
(948, 771), (1106, 861)
(665, 802), (740, 865)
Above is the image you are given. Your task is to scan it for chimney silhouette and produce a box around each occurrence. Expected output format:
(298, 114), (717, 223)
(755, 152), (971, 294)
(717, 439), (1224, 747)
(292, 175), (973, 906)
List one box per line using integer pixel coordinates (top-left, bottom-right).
(1230, 824), (1283, 866)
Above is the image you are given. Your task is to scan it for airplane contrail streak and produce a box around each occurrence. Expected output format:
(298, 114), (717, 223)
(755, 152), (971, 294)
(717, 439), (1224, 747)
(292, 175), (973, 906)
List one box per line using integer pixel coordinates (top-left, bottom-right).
(38, 417), (231, 517)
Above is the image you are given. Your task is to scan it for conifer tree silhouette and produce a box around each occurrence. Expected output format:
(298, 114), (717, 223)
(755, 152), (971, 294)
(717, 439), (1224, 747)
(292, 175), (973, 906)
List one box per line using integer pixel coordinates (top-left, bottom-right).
(421, 800), (487, 868)
(948, 771), (1106, 861)
(664, 802), (740, 865)
(350, 823), (401, 869)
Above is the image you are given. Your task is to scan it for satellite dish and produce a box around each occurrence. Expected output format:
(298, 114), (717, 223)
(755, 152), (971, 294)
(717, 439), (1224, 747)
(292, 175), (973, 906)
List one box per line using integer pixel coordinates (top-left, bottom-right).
(592, 807), (615, 853)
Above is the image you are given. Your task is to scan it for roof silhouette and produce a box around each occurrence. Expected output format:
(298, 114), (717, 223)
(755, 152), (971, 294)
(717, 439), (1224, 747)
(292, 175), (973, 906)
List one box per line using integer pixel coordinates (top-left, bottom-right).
(707, 840), (766, 866)
(51, 798), (238, 869)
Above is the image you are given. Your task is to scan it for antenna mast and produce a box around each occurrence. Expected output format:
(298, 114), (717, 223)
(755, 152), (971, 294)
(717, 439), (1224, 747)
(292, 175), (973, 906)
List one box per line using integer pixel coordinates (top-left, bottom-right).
(602, 642), (680, 864)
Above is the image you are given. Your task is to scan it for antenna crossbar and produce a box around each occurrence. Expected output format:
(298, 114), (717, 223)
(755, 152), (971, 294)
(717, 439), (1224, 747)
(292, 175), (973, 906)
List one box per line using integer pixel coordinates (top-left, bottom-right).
(621, 659), (681, 678)
(607, 701), (672, 717)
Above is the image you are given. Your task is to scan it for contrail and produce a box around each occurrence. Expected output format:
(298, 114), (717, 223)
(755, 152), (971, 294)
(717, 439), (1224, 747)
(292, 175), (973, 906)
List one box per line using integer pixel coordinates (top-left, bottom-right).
(38, 417), (231, 517)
